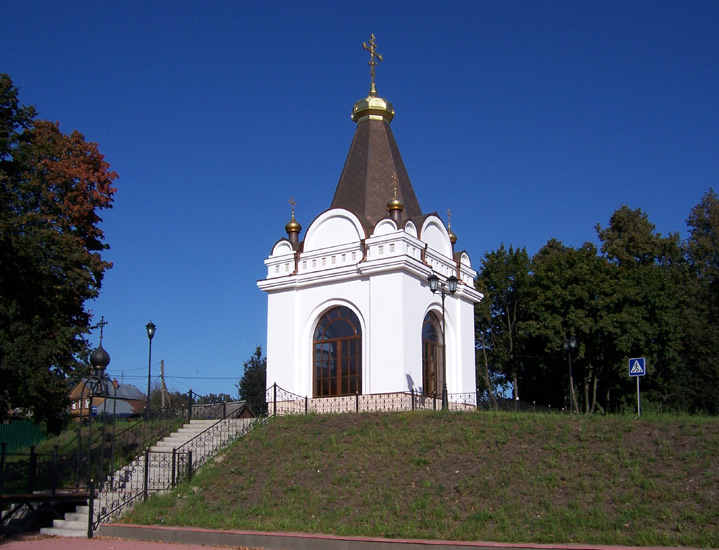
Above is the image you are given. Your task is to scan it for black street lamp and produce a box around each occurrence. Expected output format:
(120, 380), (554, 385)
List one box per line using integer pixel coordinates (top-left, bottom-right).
(428, 272), (458, 410)
(145, 321), (156, 420)
(563, 336), (577, 413)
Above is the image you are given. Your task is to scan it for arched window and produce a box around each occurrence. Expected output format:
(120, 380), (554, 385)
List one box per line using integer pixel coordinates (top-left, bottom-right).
(422, 312), (443, 397)
(313, 306), (362, 397)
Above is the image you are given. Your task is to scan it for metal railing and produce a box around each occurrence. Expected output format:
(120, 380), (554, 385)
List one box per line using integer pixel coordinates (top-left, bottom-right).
(264, 384), (561, 416)
(89, 398), (264, 536)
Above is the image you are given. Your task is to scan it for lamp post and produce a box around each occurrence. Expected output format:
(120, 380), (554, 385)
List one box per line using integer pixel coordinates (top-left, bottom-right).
(80, 317), (113, 484)
(563, 336), (577, 413)
(145, 321), (156, 420)
(428, 272), (458, 410)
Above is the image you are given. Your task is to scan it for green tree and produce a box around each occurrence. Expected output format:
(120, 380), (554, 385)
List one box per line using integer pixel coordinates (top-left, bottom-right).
(475, 244), (531, 403)
(683, 189), (719, 413)
(237, 346), (267, 415)
(526, 240), (619, 413)
(0, 74), (117, 432)
(597, 206), (687, 411)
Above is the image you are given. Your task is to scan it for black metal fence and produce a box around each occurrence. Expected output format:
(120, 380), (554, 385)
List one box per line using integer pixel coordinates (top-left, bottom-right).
(264, 384), (563, 416)
(88, 399), (264, 536)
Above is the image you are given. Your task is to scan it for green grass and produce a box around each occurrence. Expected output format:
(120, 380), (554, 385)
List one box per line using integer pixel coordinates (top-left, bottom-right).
(122, 411), (719, 547)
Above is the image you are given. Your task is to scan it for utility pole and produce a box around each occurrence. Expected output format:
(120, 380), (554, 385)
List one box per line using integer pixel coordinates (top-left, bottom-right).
(160, 360), (168, 409)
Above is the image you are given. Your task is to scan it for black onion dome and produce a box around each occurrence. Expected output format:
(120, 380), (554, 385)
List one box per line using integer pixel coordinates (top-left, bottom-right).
(90, 344), (111, 369)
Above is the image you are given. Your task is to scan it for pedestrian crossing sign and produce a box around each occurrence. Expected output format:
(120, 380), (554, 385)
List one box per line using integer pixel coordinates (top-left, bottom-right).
(629, 357), (646, 377)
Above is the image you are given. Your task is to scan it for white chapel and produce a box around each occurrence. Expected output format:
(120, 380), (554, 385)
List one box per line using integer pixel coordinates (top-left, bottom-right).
(258, 36), (483, 406)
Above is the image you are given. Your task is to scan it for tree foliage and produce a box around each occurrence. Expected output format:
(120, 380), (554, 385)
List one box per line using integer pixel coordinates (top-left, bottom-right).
(0, 74), (117, 432)
(476, 193), (719, 414)
(237, 346), (267, 415)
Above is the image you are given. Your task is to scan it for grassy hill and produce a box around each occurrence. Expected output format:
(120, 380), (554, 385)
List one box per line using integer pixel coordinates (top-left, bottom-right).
(122, 411), (719, 548)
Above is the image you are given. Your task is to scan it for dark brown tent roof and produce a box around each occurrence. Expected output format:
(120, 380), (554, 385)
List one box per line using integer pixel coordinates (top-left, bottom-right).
(330, 104), (422, 229)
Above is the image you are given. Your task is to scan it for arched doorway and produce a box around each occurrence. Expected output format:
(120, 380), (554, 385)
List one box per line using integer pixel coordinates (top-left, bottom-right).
(422, 312), (443, 397)
(313, 306), (362, 397)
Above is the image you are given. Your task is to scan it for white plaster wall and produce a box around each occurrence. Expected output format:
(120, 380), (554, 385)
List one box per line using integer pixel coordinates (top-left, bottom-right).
(260, 211), (482, 400)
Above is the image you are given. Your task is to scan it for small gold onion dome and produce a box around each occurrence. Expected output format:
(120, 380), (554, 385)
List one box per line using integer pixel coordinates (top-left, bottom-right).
(352, 94), (395, 123)
(387, 195), (404, 213)
(448, 229), (458, 245)
(285, 212), (301, 235)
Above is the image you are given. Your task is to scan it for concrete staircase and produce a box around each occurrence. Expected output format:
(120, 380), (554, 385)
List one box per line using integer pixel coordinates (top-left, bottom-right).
(39, 504), (91, 538)
(41, 417), (255, 538)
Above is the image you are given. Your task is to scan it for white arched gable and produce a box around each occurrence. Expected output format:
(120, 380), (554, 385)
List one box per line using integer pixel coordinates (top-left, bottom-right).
(271, 240), (294, 257)
(304, 209), (365, 252)
(404, 221), (418, 238)
(420, 215), (453, 258)
(372, 218), (397, 236)
(460, 251), (472, 267)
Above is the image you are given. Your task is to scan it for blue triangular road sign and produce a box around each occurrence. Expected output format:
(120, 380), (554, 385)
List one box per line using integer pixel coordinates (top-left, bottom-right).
(629, 358), (646, 376)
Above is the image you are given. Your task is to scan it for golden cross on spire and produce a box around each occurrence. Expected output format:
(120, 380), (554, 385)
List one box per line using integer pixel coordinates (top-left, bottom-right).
(363, 34), (383, 95)
(447, 208), (452, 229)
(391, 172), (398, 198)
(289, 197), (297, 216)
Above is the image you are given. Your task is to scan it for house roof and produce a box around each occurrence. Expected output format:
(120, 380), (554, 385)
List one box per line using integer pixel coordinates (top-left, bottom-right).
(72, 380), (145, 401)
(330, 88), (422, 230)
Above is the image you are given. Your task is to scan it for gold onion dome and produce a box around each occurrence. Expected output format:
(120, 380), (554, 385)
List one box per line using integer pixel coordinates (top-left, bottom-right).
(448, 229), (458, 245)
(387, 195), (404, 213)
(352, 93), (395, 123)
(285, 212), (301, 235)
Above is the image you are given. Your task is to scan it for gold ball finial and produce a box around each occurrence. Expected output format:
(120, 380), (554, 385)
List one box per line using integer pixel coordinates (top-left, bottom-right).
(447, 208), (457, 245)
(386, 174), (404, 213)
(285, 197), (302, 235)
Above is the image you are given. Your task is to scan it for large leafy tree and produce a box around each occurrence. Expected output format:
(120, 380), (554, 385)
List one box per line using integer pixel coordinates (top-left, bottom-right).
(596, 206), (687, 411)
(0, 74), (117, 432)
(525, 240), (619, 413)
(475, 244), (531, 403)
(237, 346), (267, 415)
(684, 189), (719, 413)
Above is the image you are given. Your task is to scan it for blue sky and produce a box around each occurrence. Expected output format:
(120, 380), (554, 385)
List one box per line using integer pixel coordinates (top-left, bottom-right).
(2, 1), (717, 397)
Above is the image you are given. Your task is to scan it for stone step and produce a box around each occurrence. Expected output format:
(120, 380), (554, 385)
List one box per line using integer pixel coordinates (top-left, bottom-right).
(65, 512), (89, 522)
(53, 519), (88, 530)
(45, 416), (257, 538)
(40, 527), (87, 537)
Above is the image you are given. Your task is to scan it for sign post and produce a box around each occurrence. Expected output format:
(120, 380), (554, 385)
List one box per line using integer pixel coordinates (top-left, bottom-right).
(629, 357), (646, 417)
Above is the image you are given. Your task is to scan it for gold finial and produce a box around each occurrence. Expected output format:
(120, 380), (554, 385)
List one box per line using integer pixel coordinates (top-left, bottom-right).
(363, 34), (383, 96)
(447, 209), (457, 245)
(387, 173), (404, 216)
(285, 197), (301, 238)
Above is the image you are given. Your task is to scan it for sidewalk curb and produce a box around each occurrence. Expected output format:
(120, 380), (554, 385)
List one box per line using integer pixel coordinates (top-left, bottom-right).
(98, 524), (688, 550)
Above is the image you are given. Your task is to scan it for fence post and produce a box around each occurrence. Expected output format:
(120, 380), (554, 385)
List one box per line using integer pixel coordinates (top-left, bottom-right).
(0, 442), (6, 494)
(433, 391), (437, 411)
(411, 389), (415, 411)
(187, 390), (193, 423)
(273, 384), (277, 417)
(51, 445), (59, 496)
(87, 478), (95, 539)
(304, 395), (308, 415)
(223, 402), (227, 419)
(28, 446), (37, 493)
(171, 448), (177, 487)
(75, 426), (81, 488)
(143, 449), (149, 501)
(356, 391), (359, 413)
(187, 450), (193, 482)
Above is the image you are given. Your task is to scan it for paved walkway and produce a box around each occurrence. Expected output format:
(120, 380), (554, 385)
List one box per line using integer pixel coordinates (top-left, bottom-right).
(1, 525), (691, 550)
